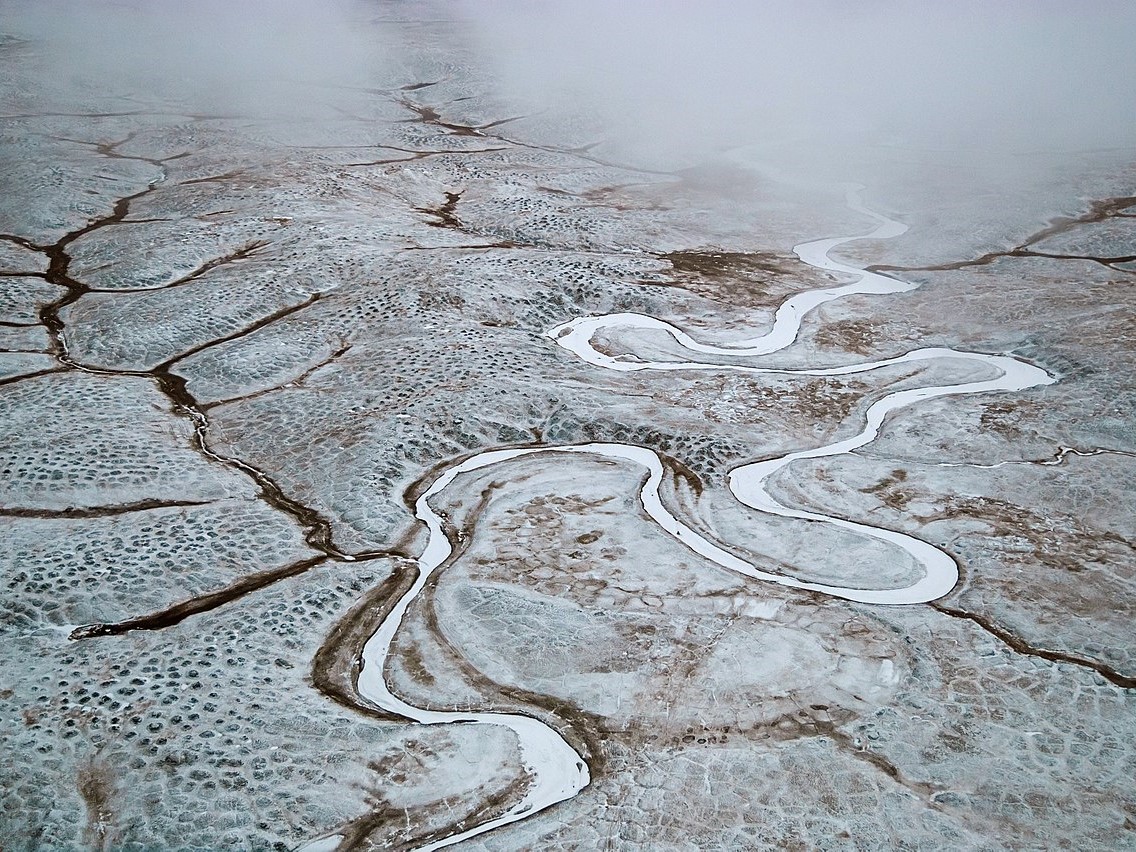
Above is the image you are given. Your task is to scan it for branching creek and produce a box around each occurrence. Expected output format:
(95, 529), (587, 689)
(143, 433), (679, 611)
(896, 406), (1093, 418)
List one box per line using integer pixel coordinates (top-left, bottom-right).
(3, 158), (402, 639)
(299, 186), (1063, 851)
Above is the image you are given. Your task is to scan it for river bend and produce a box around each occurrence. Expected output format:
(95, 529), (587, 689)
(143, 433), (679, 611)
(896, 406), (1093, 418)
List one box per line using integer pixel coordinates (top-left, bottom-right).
(303, 185), (1054, 851)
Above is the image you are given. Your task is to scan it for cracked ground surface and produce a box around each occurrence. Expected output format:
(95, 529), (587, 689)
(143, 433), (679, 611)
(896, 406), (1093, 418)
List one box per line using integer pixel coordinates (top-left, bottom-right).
(1, 3), (1134, 850)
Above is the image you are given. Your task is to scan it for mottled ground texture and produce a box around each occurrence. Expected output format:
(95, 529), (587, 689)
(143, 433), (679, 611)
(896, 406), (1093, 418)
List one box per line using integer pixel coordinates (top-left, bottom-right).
(1, 3), (1134, 851)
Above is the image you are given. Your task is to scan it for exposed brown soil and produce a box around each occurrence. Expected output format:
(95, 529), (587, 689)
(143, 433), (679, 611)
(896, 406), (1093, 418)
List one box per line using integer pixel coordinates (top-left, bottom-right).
(813, 319), (880, 355)
(658, 249), (832, 311)
(310, 559), (421, 723)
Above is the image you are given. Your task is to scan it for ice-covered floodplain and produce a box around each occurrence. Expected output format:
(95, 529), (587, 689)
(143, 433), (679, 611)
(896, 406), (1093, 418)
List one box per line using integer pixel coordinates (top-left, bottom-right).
(1, 2), (1134, 850)
(302, 190), (1054, 850)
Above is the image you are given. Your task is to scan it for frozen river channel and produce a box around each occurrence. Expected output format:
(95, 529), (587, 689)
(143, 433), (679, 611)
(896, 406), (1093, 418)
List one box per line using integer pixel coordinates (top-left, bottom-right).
(304, 184), (1055, 851)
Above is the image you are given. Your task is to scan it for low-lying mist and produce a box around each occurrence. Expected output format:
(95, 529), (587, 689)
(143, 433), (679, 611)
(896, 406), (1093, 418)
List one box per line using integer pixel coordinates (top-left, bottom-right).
(3, 0), (1132, 177)
(461, 0), (1136, 169)
(0, 0), (388, 117)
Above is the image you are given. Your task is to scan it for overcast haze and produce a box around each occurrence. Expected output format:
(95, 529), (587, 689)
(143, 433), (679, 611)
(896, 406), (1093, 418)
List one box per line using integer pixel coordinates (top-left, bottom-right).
(1, 0), (384, 117)
(464, 1), (1136, 160)
(4, 1), (1135, 161)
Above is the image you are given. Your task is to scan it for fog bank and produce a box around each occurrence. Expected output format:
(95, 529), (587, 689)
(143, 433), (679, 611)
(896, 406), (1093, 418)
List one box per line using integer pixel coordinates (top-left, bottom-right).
(461, 0), (1136, 164)
(0, 0), (388, 116)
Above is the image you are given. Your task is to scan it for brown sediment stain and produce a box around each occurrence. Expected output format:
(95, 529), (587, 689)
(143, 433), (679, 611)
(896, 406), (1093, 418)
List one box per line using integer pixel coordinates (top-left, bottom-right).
(416, 190), (464, 230)
(310, 558), (422, 724)
(663, 374), (874, 427)
(0, 498), (211, 519)
(978, 399), (1045, 439)
(869, 194), (1136, 275)
(77, 757), (119, 851)
(931, 603), (1135, 690)
(586, 333), (631, 360)
(398, 643), (438, 688)
(813, 319), (880, 355)
(69, 554), (331, 640)
(860, 468), (911, 511)
(562, 183), (669, 213)
(658, 451), (703, 496)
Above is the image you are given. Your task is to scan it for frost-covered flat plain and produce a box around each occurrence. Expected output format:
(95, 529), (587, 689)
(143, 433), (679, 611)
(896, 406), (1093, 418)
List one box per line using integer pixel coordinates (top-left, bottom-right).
(1, 3), (1134, 850)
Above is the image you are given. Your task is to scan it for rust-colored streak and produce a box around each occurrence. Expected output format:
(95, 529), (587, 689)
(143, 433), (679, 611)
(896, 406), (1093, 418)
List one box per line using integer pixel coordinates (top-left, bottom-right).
(70, 555), (330, 640)
(0, 499), (210, 519)
(932, 603), (1135, 689)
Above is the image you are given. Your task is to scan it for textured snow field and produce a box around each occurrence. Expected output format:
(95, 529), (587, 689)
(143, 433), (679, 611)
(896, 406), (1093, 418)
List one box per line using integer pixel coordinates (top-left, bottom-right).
(1, 3), (1134, 850)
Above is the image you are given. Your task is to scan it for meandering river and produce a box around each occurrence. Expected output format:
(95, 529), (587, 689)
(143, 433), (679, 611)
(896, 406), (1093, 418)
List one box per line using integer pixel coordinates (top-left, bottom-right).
(302, 185), (1055, 851)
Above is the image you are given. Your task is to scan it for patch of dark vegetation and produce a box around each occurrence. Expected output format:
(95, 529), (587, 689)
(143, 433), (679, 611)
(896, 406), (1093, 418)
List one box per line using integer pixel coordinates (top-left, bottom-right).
(813, 319), (879, 355)
(978, 399), (1043, 439)
(662, 249), (794, 278)
(655, 248), (832, 310)
(417, 190), (464, 230)
(860, 468), (912, 511)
